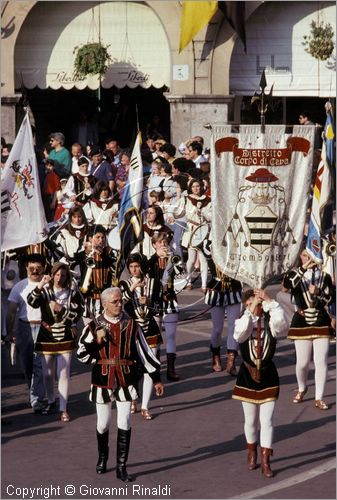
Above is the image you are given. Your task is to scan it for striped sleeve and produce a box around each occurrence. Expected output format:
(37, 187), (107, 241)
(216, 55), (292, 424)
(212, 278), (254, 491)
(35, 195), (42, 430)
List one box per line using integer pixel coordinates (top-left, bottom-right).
(27, 286), (44, 308)
(77, 322), (100, 365)
(136, 327), (161, 383)
(283, 267), (306, 290)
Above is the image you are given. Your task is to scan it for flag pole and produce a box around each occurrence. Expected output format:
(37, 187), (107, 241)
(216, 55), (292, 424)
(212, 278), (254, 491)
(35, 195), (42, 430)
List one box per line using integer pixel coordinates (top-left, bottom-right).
(251, 69), (274, 134)
(136, 104), (140, 133)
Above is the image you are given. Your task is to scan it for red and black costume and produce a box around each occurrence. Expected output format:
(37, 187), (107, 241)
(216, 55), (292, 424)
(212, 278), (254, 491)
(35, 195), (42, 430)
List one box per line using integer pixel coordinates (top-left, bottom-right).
(77, 314), (161, 403)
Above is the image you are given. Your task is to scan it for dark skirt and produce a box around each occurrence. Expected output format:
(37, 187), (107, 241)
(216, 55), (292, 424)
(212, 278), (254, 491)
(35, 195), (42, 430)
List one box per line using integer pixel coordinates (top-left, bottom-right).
(232, 361), (279, 404)
(35, 324), (76, 354)
(288, 310), (333, 340)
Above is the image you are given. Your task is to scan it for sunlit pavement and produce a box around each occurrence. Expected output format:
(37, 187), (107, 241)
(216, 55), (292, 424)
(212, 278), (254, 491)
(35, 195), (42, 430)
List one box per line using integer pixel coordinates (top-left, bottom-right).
(1, 284), (335, 500)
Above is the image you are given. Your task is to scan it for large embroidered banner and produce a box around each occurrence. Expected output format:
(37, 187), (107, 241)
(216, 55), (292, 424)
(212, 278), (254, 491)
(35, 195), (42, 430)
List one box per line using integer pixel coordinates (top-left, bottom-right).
(1, 113), (48, 252)
(210, 124), (315, 288)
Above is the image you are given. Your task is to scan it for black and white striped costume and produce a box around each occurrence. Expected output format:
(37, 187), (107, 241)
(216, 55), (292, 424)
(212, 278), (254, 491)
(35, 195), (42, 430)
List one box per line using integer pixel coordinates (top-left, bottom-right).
(232, 301), (287, 404)
(283, 266), (334, 339)
(205, 264), (242, 352)
(119, 277), (163, 348)
(27, 284), (83, 354)
(50, 225), (87, 271)
(79, 248), (117, 318)
(146, 254), (183, 316)
(77, 314), (161, 403)
(205, 267), (242, 307)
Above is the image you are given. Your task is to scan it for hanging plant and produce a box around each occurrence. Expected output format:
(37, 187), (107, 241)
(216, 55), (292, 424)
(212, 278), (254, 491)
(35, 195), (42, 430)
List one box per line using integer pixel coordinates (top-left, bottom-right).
(302, 20), (335, 61)
(73, 42), (111, 77)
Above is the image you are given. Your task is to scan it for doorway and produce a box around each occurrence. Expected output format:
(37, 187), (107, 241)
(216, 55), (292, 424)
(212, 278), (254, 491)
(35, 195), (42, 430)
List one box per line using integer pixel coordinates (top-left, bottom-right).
(22, 85), (170, 150)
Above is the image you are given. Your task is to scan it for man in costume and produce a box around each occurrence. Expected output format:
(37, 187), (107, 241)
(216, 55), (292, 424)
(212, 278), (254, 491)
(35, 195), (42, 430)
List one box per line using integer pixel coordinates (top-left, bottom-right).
(77, 287), (164, 480)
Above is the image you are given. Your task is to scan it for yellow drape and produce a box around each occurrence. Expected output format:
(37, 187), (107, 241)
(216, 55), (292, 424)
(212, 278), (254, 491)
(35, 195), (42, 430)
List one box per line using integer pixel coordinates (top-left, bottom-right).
(179, 1), (218, 53)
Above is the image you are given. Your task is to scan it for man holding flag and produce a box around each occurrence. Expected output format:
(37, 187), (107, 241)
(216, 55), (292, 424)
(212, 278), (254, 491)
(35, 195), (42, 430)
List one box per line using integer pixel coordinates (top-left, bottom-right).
(114, 132), (144, 282)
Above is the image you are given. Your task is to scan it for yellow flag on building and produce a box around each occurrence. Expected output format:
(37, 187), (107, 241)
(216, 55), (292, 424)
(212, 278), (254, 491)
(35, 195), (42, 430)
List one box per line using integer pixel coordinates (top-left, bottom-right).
(179, 1), (218, 52)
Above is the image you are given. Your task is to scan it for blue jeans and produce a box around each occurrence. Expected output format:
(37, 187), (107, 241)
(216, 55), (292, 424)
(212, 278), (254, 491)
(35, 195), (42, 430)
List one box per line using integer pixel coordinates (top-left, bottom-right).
(16, 321), (45, 406)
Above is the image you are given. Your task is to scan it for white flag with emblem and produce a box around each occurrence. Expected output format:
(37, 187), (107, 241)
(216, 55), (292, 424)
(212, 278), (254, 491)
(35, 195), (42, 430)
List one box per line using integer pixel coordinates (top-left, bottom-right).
(1, 113), (48, 251)
(210, 124), (315, 288)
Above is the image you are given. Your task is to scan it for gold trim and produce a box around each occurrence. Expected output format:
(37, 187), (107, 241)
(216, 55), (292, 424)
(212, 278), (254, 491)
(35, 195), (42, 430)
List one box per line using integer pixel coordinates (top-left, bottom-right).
(234, 384), (279, 392)
(288, 335), (332, 340)
(36, 349), (74, 355)
(288, 326), (330, 330)
(232, 395), (278, 404)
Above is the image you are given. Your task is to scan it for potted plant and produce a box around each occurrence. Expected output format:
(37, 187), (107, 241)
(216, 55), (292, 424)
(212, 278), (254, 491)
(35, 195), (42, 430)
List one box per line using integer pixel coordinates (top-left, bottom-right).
(73, 42), (111, 77)
(302, 20), (334, 61)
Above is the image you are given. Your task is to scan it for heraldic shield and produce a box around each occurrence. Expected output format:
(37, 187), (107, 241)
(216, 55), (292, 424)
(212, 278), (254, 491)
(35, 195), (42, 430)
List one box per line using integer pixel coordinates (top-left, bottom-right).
(244, 205), (278, 254)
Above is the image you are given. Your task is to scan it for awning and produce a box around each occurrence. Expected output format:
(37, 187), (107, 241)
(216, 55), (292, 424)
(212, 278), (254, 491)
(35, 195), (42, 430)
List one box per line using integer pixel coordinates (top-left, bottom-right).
(230, 1), (336, 97)
(15, 1), (171, 90)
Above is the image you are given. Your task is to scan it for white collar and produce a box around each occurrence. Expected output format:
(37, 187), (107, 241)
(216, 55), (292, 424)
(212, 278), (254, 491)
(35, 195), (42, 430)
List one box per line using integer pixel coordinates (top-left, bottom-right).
(103, 313), (123, 324)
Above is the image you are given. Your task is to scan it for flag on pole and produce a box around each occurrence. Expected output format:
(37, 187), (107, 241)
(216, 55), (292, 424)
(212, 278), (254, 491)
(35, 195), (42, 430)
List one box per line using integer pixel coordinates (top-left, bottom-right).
(179, 1), (246, 53)
(1, 113), (48, 252)
(306, 105), (335, 262)
(179, 1), (218, 53)
(115, 131), (144, 281)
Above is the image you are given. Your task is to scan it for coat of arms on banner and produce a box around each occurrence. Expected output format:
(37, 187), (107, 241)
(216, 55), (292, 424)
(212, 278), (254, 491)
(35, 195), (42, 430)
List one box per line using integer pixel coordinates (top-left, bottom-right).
(210, 125), (315, 288)
(223, 168), (296, 254)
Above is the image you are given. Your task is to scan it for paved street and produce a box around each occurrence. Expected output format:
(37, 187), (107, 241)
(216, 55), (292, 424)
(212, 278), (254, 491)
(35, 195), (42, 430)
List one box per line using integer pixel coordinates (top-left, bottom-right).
(1, 285), (336, 500)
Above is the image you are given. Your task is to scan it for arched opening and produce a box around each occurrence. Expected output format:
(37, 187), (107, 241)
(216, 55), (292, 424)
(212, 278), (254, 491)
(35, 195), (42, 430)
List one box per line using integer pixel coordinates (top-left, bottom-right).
(229, 1), (336, 126)
(14, 1), (171, 148)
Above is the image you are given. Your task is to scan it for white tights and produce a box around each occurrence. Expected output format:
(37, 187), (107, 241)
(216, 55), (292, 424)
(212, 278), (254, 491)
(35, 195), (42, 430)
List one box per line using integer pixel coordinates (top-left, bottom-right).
(96, 400), (131, 434)
(242, 401), (275, 448)
(186, 247), (208, 289)
(41, 352), (72, 411)
(140, 347), (158, 410)
(294, 338), (330, 400)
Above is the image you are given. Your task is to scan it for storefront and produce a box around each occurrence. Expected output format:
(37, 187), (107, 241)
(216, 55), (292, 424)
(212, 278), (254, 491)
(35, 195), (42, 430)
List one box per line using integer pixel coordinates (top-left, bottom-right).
(13, 1), (171, 147)
(1, 1), (335, 148)
(230, 1), (336, 125)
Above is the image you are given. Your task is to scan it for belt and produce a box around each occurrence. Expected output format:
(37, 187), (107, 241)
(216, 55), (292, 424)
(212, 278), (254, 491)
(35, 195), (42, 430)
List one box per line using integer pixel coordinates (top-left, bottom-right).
(19, 319), (41, 325)
(97, 359), (134, 366)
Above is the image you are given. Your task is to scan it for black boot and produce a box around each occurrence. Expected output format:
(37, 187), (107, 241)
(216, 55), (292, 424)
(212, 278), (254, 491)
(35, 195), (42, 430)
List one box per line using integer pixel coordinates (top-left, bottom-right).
(166, 353), (180, 381)
(96, 430), (109, 474)
(116, 428), (134, 482)
(210, 346), (222, 372)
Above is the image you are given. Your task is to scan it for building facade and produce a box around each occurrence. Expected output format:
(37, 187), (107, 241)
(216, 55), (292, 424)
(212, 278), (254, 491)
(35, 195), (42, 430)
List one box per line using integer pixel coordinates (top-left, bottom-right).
(1, 1), (335, 147)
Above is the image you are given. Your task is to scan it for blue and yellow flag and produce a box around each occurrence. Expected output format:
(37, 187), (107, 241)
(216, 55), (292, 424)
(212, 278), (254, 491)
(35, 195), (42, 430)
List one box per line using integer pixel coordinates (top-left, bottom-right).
(115, 132), (144, 281)
(306, 105), (335, 262)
